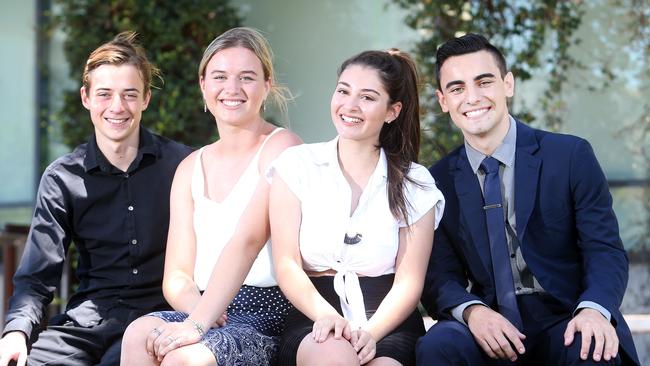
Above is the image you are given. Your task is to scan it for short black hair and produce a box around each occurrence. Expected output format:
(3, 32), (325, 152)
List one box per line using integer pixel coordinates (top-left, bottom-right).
(435, 33), (507, 91)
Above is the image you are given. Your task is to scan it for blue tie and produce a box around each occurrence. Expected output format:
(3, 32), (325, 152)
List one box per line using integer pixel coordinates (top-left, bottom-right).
(480, 156), (523, 330)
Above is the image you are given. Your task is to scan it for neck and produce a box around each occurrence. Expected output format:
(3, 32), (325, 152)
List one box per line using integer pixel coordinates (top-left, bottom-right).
(214, 116), (269, 153)
(96, 133), (139, 172)
(337, 137), (380, 179)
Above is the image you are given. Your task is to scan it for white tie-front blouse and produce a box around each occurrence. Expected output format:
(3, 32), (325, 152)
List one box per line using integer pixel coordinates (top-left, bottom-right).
(267, 137), (445, 328)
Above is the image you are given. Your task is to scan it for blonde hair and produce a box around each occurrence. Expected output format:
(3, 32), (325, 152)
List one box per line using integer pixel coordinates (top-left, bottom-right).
(82, 31), (160, 94)
(198, 27), (292, 119)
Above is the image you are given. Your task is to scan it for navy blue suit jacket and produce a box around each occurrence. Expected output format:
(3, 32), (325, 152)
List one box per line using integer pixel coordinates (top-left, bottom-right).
(424, 121), (638, 364)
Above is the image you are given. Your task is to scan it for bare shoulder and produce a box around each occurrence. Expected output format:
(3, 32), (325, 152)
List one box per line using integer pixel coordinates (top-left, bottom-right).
(259, 128), (303, 168)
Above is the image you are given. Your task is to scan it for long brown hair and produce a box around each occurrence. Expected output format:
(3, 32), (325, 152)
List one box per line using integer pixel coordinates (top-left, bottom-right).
(338, 49), (421, 225)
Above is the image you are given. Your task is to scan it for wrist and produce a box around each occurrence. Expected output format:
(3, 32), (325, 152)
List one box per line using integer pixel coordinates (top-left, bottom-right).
(463, 304), (485, 324)
(184, 317), (207, 338)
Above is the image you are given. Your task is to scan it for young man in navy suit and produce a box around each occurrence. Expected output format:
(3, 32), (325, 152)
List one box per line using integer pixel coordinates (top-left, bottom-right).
(416, 33), (639, 365)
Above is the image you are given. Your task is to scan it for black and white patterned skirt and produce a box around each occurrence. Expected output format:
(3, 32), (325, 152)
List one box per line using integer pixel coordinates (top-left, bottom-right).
(148, 285), (291, 366)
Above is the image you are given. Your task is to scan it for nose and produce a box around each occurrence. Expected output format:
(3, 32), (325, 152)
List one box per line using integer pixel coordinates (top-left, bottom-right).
(109, 94), (126, 113)
(465, 85), (481, 105)
(224, 77), (241, 93)
(341, 94), (360, 111)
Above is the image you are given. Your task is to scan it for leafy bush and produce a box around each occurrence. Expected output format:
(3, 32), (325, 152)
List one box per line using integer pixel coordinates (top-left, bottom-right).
(45, 0), (241, 149)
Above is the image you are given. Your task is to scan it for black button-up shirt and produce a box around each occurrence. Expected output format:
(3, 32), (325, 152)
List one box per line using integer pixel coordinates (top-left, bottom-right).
(4, 128), (192, 338)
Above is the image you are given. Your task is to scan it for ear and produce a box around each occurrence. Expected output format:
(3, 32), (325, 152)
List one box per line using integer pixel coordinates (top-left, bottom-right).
(436, 89), (449, 113)
(142, 90), (151, 111)
(80, 86), (91, 111)
(264, 78), (271, 100)
(386, 101), (402, 123)
(504, 71), (515, 98)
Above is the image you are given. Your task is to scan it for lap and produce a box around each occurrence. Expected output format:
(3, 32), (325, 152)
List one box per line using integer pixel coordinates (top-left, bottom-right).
(27, 314), (125, 366)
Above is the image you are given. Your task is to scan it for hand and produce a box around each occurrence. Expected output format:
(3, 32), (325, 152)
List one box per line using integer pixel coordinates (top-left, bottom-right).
(215, 312), (227, 327)
(311, 314), (351, 343)
(0, 331), (28, 366)
(350, 329), (376, 365)
(465, 305), (526, 361)
(146, 320), (203, 361)
(564, 308), (619, 362)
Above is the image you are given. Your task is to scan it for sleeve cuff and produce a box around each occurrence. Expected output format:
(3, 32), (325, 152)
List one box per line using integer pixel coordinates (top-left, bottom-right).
(2, 318), (33, 340)
(574, 301), (612, 322)
(451, 300), (487, 326)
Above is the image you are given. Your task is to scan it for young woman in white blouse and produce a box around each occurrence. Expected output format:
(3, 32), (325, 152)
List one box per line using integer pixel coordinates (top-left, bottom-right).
(120, 27), (301, 365)
(269, 50), (445, 366)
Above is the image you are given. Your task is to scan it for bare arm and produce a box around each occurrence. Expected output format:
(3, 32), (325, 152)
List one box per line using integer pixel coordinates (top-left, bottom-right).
(270, 175), (349, 342)
(363, 208), (436, 342)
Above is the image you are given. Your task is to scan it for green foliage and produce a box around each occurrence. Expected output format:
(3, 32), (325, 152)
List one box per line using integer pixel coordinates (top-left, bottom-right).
(392, 0), (584, 166)
(43, 0), (241, 149)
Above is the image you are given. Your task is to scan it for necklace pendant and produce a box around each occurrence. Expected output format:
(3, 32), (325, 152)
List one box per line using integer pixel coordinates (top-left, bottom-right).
(344, 232), (362, 245)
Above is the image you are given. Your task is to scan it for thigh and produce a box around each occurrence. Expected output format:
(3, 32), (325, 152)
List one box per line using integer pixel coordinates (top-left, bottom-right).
(375, 308), (425, 366)
(27, 322), (100, 366)
(527, 318), (621, 366)
(416, 320), (492, 366)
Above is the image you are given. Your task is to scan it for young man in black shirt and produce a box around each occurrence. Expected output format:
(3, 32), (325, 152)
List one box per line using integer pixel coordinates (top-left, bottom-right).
(0, 32), (192, 365)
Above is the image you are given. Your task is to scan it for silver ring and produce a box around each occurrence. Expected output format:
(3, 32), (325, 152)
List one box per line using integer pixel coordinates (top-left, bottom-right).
(151, 328), (162, 336)
(167, 336), (176, 345)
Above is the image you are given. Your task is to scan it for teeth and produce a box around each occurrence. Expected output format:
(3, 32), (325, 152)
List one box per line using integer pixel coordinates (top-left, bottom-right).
(465, 108), (489, 118)
(341, 115), (362, 123)
(222, 100), (243, 107)
(106, 118), (127, 124)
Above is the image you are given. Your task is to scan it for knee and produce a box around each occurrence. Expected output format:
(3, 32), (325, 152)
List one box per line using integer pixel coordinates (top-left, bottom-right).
(416, 321), (481, 365)
(121, 316), (161, 362)
(297, 337), (359, 366)
(160, 347), (203, 366)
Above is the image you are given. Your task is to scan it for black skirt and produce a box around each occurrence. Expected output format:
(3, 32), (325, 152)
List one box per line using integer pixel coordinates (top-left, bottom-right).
(277, 274), (425, 366)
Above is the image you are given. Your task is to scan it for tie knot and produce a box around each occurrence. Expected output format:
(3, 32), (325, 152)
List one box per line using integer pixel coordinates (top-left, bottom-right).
(480, 156), (500, 175)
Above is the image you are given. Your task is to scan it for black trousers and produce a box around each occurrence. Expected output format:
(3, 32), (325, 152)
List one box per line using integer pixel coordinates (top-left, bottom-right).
(25, 307), (137, 366)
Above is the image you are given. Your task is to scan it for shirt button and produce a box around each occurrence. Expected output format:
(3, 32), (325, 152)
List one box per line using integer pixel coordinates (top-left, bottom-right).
(516, 286), (522, 290)
(131, 239), (138, 245)
(128, 205), (134, 211)
(132, 268), (139, 274)
(124, 173), (130, 178)
(510, 253), (516, 258)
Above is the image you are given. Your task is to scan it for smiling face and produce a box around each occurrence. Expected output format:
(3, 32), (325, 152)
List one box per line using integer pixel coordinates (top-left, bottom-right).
(331, 65), (401, 145)
(436, 50), (514, 150)
(81, 64), (150, 148)
(200, 47), (270, 127)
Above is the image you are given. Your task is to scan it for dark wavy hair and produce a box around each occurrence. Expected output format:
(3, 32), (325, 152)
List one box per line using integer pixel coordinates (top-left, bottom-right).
(338, 49), (421, 225)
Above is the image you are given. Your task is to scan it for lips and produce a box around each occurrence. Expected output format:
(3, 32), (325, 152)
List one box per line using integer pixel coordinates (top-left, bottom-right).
(105, 117), (129, 125)
(340, 114), (362, 124)
(463, 107), (490, 118)
(220, 99), (245, 107)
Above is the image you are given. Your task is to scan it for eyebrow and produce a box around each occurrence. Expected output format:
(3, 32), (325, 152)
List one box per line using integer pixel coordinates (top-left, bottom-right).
(95, 88), (140, 93)
(337, 81), (380, 96)
(210, 69), (259, 76)
(444, 73), (497, 91)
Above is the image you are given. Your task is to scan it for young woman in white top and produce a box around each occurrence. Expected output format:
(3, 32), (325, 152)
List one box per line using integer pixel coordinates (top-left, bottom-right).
(268, 50), (445, 366)
(120, 27), (301, 366)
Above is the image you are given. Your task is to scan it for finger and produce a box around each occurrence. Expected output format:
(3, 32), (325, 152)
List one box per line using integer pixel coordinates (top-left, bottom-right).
(146, 328), (161, 356)
(479, 337), (498, 359)
(358, 344), (376, 364)
(505, 329), (526, 355)
(607, 331), (619, 360)
(592, 332), (605, 362)
(350, 330), (359, 349)
(334, 321), (343, 340)
(353, 333), (368, 352)
(564, 320), (576, 346)
(495, 335), (518, 361)
(18, 352), (27, 366)
(580, 330), (592, 361)
(342, 323), (351, 341)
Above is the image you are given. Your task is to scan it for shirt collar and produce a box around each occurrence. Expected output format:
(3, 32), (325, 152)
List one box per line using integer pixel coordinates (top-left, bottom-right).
(320, 136), (388, 179)
(465, 115), (517, 173)
(83, 127), (161, 173)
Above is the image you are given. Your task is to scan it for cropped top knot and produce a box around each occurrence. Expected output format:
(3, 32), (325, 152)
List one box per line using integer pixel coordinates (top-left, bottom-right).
(192, 128), (283, 290)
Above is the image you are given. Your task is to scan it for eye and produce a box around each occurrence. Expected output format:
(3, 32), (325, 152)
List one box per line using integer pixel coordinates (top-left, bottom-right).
(478, 80), (493, 87)
(449, 86), (464, 94)
(360, 94), (376, 102)
(124, 94), (138, 99)
(239, 75), (254, 82)
(96, 92), (110, 98)
(336, 88), (349, 95)
(213, 75), (226, 81)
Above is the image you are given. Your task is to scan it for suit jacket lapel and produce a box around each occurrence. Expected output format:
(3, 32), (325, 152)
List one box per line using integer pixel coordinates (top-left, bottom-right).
(452, 148), (493, 278)
(514, 121), (541, 243)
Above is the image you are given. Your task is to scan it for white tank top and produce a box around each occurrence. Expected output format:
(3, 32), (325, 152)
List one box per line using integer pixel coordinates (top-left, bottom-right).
(192, 128), (283, 290)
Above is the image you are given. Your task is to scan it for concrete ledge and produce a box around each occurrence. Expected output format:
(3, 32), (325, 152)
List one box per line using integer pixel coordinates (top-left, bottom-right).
(423, 314), (650, 333)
